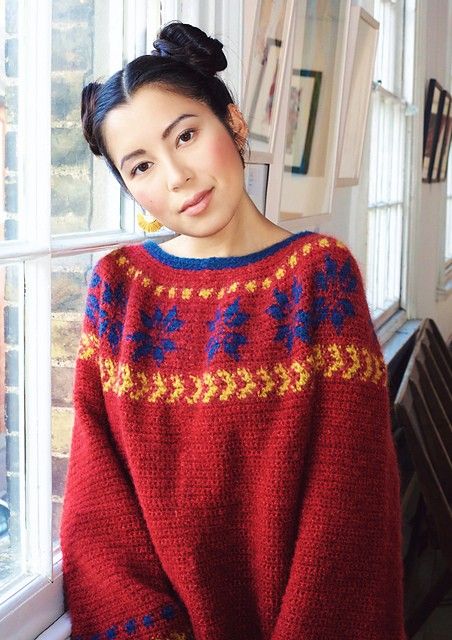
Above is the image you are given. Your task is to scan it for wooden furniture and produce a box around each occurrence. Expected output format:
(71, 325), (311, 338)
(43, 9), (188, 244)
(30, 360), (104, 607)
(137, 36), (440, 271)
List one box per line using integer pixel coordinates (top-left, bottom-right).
(393, 318), (452, 638)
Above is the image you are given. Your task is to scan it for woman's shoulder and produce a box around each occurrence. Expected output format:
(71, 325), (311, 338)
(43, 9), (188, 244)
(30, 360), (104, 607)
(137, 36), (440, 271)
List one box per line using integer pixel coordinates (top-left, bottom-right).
(289, 231), (362, 276)
(90, 241), (152, 283)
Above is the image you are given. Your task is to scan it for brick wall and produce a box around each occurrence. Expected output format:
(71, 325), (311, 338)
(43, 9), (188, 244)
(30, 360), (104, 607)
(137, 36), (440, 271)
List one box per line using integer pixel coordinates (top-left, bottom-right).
(1, 0), (96, 549)
(50, 0), (95, 543)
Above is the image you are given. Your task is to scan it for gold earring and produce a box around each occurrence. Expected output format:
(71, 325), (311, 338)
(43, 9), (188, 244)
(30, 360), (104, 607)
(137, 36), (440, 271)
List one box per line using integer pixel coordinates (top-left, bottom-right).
(137, 209), (163, 232)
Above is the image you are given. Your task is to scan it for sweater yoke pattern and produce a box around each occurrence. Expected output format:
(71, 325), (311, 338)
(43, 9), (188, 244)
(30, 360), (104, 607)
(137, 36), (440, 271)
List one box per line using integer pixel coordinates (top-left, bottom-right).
(61, 231), (406, 640)
(78, 234), (386, 406)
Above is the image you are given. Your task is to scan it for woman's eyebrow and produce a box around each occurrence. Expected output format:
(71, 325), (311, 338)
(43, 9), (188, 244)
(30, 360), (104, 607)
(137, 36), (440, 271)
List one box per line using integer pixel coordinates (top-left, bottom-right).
(162, 113), (198, 139)
(120, 113), (198, 170)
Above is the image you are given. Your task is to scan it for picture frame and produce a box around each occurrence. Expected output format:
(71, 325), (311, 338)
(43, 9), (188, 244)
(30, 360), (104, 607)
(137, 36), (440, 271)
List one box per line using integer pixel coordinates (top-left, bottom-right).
(335, 6), (379, 187)
(247, 38), (282, 144)
(284, 69), (322, 175)
(273, 0), (351, 222)
(435, 91), (451, 182)
(422, 79), (443, 183)
(243, 0), (294, 162)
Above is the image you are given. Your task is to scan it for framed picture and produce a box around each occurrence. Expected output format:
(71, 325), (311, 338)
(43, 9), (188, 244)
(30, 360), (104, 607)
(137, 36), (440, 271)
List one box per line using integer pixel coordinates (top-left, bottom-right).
(335, 6), (379, 187)
(423, 79), (443, 183)
(284, 69), (322, 174)
(273, 0), (351, 221)
(243, 0), (294, 161)
(435, 91), (451, 182)
(247, 38), (282, 143)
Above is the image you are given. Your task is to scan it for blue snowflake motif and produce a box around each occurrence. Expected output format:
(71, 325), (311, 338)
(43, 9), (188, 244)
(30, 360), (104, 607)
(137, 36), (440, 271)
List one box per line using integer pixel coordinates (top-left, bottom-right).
(206, 297), (249, 362)
(84, 272), (126, 353)
(313, 254), (357, 332)
(126, 306), (184, 364)
(97, 282), (126, 351)
(161, 603), (176, 621)
(85, 268), (102, 325)
(124, 618), (137, 635)
(142, 613), (155, 628)
(106, 626), (119, 639)
(266, 276), (324, 351)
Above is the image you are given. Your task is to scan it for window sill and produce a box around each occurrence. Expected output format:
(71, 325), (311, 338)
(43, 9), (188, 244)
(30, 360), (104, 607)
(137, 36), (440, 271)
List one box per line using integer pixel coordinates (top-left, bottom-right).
(35, 612), (71, 640)
(0, 558), (65, 640)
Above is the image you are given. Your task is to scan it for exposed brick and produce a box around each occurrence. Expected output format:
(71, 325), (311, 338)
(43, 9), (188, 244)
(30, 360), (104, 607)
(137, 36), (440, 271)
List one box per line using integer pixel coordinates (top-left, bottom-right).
(4, 266), (19, 302)
(52, 499), (64, 544)
(5, 38), (18, 77)
(51, 173), (91, 218)
(4, 219), (18, 241)
(51, 26), (92, 72)
(5, 350), (18, 386)
(52, 454), (69, 498)
(51, 126), (89, 166)
(5, 131), (17, 171)
(5, 85), (18, 124)
(5, 394), (19, 436)
(52, 407), (74, 456)
(5, 181), (18, 213)
(5, 2), (18, 34)
(51, 317), (82, 360)
(52, 0), (94, 22)
(52, 365), (75, 407)
(51, 73), (85, 121)
(4, 306), (18, 345)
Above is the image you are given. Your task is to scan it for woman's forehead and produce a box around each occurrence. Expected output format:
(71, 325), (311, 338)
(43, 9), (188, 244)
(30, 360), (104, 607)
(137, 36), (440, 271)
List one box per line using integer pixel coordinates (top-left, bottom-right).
(103, 87), (208, 163)
(105, 88), (205, 137)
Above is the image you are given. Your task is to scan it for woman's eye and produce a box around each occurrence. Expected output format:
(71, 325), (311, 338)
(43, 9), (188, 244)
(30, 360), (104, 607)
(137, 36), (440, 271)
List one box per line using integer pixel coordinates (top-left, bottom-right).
(178, 128), (196, 145)
(131, 161), (152, 177)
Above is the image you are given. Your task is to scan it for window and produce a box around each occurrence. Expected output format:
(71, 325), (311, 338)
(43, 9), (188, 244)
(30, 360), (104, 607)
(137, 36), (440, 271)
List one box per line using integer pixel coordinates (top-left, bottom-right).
(0, 1), (161, 638)
(446, 146), (452, 265)
(0, 2), (242, 637)
(367, 0), (417, 328)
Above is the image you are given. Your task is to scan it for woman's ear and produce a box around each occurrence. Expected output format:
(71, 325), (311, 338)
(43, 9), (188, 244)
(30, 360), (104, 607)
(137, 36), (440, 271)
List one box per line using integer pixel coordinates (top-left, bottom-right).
(227, 103), (249, 143)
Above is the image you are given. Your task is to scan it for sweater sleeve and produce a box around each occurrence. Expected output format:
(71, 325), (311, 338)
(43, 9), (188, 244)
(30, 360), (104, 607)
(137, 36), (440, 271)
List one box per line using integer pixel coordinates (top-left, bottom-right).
(60, 263), (194, 640)
(270, 244), (406, 640)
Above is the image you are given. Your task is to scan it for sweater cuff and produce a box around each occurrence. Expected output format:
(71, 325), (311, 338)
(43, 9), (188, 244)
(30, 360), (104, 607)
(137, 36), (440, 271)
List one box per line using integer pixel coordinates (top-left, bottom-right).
(70, 601), (194, 640)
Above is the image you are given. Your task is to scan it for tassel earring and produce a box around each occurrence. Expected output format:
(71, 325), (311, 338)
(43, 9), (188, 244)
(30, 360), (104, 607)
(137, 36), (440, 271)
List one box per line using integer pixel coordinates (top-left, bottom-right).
(137, 209), (163, 233)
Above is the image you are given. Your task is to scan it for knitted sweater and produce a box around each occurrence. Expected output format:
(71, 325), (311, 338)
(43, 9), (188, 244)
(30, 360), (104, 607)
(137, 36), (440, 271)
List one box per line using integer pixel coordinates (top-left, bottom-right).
(60, 230), (406, 640)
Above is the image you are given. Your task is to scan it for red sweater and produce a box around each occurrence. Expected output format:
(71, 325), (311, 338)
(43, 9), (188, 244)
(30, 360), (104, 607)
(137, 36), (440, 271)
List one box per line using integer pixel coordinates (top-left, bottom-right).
(60, 231), (406, 640)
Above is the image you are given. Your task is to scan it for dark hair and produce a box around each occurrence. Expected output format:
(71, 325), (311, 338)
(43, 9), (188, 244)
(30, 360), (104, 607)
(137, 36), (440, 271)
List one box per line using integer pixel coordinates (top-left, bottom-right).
(81, 21), (247, 197)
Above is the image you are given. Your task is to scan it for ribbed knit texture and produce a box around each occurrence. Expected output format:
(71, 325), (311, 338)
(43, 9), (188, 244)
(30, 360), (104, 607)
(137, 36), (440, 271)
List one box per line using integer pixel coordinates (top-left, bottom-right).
(60, 231), (406, 640)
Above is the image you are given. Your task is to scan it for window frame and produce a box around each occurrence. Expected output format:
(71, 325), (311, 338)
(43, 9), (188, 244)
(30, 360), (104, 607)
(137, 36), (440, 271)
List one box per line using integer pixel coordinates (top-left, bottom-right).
(0, 2), (244, 638)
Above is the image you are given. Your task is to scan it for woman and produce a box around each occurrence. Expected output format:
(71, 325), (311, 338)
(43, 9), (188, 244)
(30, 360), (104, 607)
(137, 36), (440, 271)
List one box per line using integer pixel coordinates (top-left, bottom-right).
(60, 21), (406, 640)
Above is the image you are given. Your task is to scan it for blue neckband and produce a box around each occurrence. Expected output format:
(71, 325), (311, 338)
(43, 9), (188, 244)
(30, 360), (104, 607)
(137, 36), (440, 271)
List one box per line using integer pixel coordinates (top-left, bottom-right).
(142, 230), (314, 271)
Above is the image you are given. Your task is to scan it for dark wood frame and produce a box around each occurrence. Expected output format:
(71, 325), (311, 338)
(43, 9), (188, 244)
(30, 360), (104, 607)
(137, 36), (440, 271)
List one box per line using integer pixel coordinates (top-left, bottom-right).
(423, 79), (444, 183)
(437, 92), (452, 182)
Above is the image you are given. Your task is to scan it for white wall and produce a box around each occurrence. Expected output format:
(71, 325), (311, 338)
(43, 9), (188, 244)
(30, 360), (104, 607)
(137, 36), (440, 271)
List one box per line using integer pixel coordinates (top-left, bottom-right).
(269, 0), (452, 344)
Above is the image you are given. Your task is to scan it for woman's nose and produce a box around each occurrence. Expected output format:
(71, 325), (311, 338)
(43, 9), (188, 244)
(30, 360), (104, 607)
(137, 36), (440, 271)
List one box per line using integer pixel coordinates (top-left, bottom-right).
(165, 156), (192, 191)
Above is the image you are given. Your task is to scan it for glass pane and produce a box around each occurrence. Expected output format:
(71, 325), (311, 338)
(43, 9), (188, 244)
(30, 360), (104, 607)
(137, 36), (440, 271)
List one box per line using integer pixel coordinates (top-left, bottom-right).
(1, 1), (19, 242)
(50, 1), (125, 235)
(51, 250), (108, 549)
(0, 262), (24, 592)
(243, 0), (289, 155)
(280, 0), (348, 218)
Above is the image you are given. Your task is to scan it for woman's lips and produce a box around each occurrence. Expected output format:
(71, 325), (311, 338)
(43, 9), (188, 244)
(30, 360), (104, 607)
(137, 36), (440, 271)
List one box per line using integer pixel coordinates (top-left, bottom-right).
(180, 188), (214, 216)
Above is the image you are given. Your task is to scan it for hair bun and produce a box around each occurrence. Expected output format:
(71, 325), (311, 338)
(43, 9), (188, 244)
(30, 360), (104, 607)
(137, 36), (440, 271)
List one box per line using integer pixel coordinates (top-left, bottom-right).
(152, 21), (227, 76)
(81, 82), (103, 156)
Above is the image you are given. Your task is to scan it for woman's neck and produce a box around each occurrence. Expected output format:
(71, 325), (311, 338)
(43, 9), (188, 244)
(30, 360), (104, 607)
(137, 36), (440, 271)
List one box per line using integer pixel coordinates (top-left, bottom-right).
(162, 192), (292, 259)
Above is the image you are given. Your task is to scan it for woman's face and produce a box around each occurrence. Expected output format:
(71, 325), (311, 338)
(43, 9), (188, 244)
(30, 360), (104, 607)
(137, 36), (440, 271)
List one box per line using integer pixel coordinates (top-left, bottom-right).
(103, 85), (247, 237)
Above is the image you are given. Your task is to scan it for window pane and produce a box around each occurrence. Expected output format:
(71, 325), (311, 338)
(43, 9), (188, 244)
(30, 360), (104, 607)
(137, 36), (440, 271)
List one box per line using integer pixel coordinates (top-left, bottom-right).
(1, 2), (19, 242)
(51, 250), (108, 549)
(0, 262), (24, 592)
(51, 1), (125, 235)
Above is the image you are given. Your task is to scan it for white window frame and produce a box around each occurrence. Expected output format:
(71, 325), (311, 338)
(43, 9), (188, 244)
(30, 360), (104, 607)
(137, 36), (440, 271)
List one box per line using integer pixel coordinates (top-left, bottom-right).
(0, 1), (244, 638)
(0, 2), (158, 639)
(365, 0), (419, 343)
